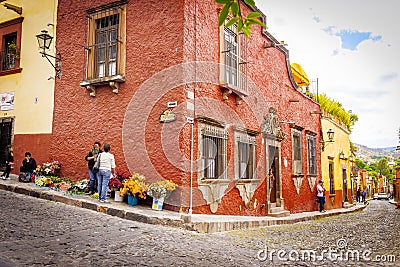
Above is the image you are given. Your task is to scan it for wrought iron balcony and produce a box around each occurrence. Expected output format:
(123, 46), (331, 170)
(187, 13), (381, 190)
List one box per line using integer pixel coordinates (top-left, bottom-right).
(0, 50), (19, 72)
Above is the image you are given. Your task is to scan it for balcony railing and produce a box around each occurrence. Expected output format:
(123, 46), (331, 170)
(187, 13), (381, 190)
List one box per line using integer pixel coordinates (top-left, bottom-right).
(0, 50), (19, 72)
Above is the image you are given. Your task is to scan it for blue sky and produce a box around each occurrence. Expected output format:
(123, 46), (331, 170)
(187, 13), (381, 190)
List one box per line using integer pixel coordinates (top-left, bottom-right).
(257, 0), (400, 148)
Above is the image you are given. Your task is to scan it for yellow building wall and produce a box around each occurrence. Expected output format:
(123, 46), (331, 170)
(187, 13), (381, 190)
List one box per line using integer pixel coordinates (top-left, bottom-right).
(320, 115), (352, 205)
(0, 0), (58, 134)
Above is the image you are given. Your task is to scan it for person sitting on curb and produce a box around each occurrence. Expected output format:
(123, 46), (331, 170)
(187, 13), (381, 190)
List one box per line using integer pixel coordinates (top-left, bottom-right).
(20, 152), (37, 179)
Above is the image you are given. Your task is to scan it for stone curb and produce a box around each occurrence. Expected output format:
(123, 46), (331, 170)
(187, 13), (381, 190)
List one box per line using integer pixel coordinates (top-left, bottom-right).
(0, 180), (366, 233)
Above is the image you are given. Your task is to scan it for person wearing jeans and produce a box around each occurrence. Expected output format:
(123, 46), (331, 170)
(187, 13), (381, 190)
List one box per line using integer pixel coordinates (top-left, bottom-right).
(317, 180), (326, 212)
(96, 143), (115, 203)
(85, 141), (101, 194)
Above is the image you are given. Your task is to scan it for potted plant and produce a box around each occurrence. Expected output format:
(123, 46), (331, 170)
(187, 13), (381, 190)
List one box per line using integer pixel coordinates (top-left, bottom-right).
(6, 43), (19, 68)
(108, 177), (123, 201)
(147, 179), (178, 210)
(119, 172), (148, 206)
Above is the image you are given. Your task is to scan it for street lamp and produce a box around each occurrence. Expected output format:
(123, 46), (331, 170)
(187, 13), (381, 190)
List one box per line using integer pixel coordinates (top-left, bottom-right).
(321, 128), (335, 150)
(36, 30), (62, 78)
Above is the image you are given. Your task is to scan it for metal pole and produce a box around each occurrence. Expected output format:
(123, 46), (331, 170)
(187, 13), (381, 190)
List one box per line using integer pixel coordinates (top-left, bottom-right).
(189, 122), (193, 214)
(188, 0), (197, 215)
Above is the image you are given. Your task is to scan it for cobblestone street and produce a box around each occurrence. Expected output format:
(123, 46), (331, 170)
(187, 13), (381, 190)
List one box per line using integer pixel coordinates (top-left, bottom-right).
(0, 190), (398, 266)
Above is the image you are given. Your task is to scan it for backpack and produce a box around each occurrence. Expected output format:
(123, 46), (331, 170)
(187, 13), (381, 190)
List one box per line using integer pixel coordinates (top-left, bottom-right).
(18, 172), (31, 183)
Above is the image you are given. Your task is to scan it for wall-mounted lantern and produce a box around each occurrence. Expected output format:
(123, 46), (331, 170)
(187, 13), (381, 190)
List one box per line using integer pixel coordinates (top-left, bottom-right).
(321, 128), (335, 150)
(339, 151), (345, 160)
(36, 30), (62, 78)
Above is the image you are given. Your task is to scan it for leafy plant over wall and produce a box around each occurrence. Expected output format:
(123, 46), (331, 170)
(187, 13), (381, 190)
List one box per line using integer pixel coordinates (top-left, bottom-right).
(7, 43), (20, 59)
(216, 0), (266, 37)
(313, 93), (358, 132)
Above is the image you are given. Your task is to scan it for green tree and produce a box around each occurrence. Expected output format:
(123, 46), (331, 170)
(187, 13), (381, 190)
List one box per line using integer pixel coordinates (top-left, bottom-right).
(216, 0), (265, 37)
(394, 158), (400, 170)
(355, 158), (366, 170)
(376, 157), (393, 182)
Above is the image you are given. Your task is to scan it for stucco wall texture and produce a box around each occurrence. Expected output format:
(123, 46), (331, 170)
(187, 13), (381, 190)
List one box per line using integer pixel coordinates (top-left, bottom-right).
(50, 0), (322, 215)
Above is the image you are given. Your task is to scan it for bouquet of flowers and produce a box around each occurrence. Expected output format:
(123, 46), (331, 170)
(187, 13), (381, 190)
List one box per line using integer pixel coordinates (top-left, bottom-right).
(36, 161), (61, 176)
(119, 172), (148, 199)
(115, 170), (130, 181)
(35, 176), (54, 187)
(67, 179), (89, 194)
(109, 177), (123, 191)
(147, 179), (178, 199)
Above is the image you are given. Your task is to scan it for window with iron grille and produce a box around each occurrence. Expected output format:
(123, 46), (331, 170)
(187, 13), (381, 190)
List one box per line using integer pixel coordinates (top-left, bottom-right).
(220, 22), (248, 98)
(1, 33), (17, 71)
(292, 130), (302, 174)
(223, 27), (238, 86)
(85, 1), (125, 81)
(307, 135), (317, 175)
(0, 17), (23, 74)
(235, 130), (256, 179)
(200, 123), (227, 179)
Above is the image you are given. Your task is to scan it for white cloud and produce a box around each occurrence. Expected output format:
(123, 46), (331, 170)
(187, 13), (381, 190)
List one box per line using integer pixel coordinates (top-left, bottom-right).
(257, 0), (400, 148)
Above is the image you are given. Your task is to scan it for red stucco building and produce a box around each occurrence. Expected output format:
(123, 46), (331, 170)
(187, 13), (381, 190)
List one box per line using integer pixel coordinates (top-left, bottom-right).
(43, 0), (323, 216)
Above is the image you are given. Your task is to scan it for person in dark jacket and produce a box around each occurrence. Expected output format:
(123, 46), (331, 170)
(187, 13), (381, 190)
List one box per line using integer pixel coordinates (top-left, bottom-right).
(356, 188), (361, 203)
(1, 145), (14, 179)
(20, 152), (37, 174)
(85, 142), (102, 194)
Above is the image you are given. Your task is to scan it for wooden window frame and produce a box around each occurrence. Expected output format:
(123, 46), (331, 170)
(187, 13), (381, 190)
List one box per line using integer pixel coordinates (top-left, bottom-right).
(307, 135), (317, 175)
(0, 17), (23, 75)
(81, 1), (126, 94)
(292, 129), (303, 175)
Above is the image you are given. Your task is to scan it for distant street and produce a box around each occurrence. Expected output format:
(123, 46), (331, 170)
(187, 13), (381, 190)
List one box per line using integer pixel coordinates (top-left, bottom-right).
(0, 190), (398, 266)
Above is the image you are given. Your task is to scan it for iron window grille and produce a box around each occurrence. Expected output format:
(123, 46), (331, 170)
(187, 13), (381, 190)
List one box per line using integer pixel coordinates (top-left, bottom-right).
(307, 135), (317, 175)
(237, 133), (256, 179)
(292, 131), (303, 174)
(84, 2), (125, 81)
(1, 33), (18, 71)
(201, 126), (227, 179)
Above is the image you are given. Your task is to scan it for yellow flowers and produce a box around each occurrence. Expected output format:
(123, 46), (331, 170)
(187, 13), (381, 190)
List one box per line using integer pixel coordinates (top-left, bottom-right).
(119, 172), (179, 200)
(35, 177), (53, 187)
(119, 172), (148, 199)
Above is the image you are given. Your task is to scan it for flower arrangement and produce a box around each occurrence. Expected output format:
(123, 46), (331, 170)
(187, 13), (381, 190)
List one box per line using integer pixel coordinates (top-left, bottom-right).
(147, 179), (178, 199)
(119, 172), (148, 199)
(115, 170), (130, 181)
(57, 181), (71, 191)
(109, 177), (123, 191)
(36, 161), (61, 177)
(35, 176), (54, 187)
(68, 179), (89, 195)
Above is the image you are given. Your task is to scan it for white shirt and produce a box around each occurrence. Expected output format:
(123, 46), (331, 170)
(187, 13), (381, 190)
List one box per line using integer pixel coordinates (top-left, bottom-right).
(317, 184), (325, 197)
(97, 152), (116, 171)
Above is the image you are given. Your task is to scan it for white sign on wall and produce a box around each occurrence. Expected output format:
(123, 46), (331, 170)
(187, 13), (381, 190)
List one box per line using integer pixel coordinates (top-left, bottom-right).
(0, 92), (14, 111)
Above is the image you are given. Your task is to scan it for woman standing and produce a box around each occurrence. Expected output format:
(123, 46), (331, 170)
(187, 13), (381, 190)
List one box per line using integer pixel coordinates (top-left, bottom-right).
(1, 145), (14, 180)
(96, 143), (116, 203)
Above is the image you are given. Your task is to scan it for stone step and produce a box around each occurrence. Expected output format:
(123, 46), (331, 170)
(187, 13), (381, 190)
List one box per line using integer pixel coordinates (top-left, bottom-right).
(268, 210), (290, 217)
(343, 202), (354, 208)
(268, 206), (290, 217)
